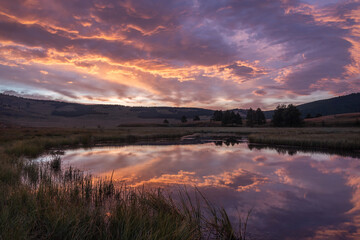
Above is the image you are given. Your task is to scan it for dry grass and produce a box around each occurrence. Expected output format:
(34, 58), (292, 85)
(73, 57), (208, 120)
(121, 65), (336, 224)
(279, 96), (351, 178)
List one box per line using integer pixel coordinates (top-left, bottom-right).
(2, 127), (360, 158)
(248, 128), (360, 150)
(304, 112), (360, 127)
(1, 160), (248, 240)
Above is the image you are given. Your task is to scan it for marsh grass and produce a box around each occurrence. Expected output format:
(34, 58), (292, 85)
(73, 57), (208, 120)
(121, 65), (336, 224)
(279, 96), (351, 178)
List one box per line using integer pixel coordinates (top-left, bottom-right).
(2, 127), (359, 159)
(49, 154), (61, 172)
(1, 160), (248, 240)
(3, 128), (353, 165)
(248, 131), (360, 150)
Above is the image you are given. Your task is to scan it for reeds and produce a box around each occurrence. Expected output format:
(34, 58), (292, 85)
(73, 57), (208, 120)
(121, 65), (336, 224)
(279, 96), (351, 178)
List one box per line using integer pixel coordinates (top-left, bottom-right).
(1, 159), (248, 240)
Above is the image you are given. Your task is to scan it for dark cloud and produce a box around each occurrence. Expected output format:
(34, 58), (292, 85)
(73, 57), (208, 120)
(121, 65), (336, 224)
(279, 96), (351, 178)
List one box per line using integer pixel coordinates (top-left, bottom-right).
(197, 0), (357, 94)
(253, 89), (267, 96)
(221, 63), (255, 78)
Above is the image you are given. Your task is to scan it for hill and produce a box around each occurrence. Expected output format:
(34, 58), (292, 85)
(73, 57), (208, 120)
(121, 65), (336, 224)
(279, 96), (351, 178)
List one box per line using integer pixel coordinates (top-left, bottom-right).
(0, 94), (213, 128)
(297, 93), (360, 117)
(262, 93), (360, 119)
(1, 92), (359, 128)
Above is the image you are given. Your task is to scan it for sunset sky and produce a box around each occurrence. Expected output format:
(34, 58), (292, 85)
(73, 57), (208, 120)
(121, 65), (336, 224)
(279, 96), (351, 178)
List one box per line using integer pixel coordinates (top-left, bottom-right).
(0, 0), (359, 110)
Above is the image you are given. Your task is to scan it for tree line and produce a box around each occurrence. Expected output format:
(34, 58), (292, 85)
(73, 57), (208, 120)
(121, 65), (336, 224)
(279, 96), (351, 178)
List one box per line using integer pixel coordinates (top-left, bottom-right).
(212, 110), (242, 126)
(245, 108), (266, 126)
(211, 105), (302, 127)
(167, 104), (302, 127)
(211, 108), (266, 126)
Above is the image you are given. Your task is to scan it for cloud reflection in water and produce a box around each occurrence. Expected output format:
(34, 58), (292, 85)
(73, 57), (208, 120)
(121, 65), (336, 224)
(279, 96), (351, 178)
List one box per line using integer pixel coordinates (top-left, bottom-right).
(42, 142), (360, 239)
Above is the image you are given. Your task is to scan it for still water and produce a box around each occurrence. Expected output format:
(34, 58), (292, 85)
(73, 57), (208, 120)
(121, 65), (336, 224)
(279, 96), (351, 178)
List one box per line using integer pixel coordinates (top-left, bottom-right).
(38, 139), (360, 239)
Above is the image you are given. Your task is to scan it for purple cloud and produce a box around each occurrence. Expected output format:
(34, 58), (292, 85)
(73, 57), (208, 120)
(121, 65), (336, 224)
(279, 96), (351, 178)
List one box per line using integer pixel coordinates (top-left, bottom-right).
(0, 0), (359, 108)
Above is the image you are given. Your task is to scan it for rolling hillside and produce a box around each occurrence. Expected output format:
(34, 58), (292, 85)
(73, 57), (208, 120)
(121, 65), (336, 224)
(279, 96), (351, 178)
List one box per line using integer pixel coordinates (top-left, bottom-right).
(297, 93), (360, 117)
(0, 94), (213, 128)
(1, 92), (359, 127)
(263, 93), (360, 119)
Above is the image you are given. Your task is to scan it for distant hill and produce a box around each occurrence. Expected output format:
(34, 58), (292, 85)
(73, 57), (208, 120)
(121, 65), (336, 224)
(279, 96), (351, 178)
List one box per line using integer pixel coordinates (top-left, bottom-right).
(0, 94), (214, 128)
(297, 93), (360, 117)
(1, 92), (359, 127)
(262, 93), (360, 119)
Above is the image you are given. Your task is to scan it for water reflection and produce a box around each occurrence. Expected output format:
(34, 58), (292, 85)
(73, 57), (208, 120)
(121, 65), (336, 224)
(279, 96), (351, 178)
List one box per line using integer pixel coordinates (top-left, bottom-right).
(37, 141), (360, 239)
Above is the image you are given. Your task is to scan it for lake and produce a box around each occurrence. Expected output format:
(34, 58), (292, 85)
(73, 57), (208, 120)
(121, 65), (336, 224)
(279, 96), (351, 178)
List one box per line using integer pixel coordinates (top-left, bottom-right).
(36, 137), (360, 239)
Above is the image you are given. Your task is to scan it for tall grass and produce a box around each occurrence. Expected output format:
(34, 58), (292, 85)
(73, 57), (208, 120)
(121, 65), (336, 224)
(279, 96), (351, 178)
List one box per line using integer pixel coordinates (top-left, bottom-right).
(248, 131), (360, 150)
(1, 160), (248, 240)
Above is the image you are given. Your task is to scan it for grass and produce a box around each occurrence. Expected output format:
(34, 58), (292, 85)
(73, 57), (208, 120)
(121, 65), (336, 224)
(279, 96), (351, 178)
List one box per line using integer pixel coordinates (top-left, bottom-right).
(248, 128), (360, 150)
(1, 160), (247, 240)
(304, 112), (360, 127)
(2, 127), (359, 159)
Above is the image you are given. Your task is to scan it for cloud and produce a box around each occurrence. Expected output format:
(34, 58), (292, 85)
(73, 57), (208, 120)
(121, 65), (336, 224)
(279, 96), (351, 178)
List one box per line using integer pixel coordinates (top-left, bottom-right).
(0, 0), (359, 108)
(253, 89), (267, 96)
(253, 155), (267, 162)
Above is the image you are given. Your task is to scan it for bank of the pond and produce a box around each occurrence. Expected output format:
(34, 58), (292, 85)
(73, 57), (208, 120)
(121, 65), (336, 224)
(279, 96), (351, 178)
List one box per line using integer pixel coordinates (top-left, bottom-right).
(2, 127), (360, 158)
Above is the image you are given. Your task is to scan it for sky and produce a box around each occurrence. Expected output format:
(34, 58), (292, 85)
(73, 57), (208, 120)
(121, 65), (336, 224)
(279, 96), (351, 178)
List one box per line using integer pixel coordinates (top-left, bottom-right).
(0, 0), (359, 110)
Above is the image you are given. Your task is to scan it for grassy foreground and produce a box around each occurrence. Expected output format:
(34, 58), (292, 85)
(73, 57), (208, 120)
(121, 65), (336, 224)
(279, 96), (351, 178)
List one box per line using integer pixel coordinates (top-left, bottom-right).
(1, 159), (249, 240)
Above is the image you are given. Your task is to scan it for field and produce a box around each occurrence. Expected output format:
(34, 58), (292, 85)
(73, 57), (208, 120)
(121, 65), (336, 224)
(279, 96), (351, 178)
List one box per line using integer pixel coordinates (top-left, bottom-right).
(248, 127), (360, 150)
(1, 126), (359, 239)
(304, 112), (360, 127)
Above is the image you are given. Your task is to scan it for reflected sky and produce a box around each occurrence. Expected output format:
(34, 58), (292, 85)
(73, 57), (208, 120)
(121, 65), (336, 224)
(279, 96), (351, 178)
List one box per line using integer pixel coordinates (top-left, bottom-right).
(38, 142), (360, 239)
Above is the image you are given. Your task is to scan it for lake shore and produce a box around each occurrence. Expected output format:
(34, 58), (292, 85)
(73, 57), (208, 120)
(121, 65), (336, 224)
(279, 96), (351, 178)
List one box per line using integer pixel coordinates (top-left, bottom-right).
(1, 127), (359, 158)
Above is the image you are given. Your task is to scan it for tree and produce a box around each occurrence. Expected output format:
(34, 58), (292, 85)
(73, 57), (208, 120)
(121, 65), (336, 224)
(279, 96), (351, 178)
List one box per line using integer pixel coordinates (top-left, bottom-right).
(285, 104), (302, 126)
(220, 111), (242, 126)
(246, 108), (255, 126)
(181, 115), (187, 123)
(193, 115), (200, 121)
(213, 110), (242, 126)
(246, 108), (265, 126)
(255, 108), (266, 125)
(272, 104), (302, 127)
(221, 111), (231, 126)
(235, 113), (242, 125)
(272, 105), (286, 127)
(212, 110), (223, 121)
